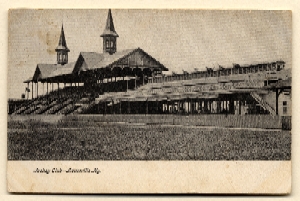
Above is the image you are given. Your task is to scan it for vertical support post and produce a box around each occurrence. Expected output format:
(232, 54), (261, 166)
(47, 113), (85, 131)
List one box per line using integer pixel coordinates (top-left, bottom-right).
(276, 89), (279, 115)
(146, 99), (148, 115)
(166, 100), (169, 114)
(191, 99), (193, 115)
(142, 74), (145, 85)
(128, 100), (131, 114)
(217, 100), (221, 113)
(229, 97), (234, 114)
(46, 82), (49, 101)
(187, 98), (190, 114)
(199, 100), (202, 113)
(172, 101), (175, 114)
(238, 100), (242, 115)
(57, 83), (59, 98)
(36, 82), (38, 98)
(27, 82), (29, 99)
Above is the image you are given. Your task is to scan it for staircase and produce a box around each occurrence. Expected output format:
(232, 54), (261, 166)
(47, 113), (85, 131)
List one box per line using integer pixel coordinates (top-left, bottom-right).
(250, 92), (276, 116)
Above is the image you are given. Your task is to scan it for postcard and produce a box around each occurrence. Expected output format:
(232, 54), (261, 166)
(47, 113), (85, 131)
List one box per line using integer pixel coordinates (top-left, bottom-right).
(7, 9), (292, 194)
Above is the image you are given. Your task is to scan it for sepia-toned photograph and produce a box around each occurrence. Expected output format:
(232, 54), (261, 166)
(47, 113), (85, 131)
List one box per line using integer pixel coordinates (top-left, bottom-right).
(7, 9), (292, 193)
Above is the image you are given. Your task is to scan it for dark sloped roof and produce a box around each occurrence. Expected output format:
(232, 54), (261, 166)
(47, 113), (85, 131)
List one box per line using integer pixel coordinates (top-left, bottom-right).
(36, 64), (56, 79)
(100, 9), (119, 37)
(28, 48), (167, 82)
(50, 62), (76, 77)
(79, 48), (168, 71)
(33, 62), (76, 81)
(79, 49), (136, 71)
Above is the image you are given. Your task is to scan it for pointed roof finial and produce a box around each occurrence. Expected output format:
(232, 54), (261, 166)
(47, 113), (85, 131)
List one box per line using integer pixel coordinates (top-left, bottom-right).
(56, 24), (70, 52)
(100, 9), (119, 37)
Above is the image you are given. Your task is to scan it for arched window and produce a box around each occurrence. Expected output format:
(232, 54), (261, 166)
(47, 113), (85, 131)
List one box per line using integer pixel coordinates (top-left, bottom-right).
(106, 40), (109, 48)
(111, 40), (114, 48)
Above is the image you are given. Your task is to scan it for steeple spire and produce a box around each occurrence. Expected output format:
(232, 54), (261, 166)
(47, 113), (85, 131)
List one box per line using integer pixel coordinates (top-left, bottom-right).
(55, 24), (70, 65)
(101, 9), (118, 54)
(101, 9), (119, 37)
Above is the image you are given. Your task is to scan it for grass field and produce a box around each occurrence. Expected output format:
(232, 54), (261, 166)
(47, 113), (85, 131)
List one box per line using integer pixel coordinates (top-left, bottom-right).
(7, 117), (291, 160)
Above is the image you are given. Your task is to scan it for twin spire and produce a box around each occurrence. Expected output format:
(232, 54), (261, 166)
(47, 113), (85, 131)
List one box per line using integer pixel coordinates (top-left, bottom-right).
(101, 9), (119, 54)
(101, 9), (119, 37)
(55, 9), (118, 64)
(55, 25), (69, 65)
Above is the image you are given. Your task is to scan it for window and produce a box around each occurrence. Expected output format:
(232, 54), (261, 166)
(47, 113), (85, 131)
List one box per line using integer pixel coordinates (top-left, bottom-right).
(106, 40), (109, 48)
(283, 101), (288, 114)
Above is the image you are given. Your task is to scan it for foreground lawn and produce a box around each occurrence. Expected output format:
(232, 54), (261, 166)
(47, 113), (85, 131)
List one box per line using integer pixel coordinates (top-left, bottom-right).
(8, 119), (291, 160)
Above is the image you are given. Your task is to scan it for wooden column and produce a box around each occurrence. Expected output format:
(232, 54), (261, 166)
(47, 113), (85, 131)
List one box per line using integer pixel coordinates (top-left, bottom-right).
(57, 83), (59, 98)
(36, 82), (38, 98)
(203, 100), (207, 113)
(229, 97), (234, 114)
(27, 83), (29, 99)
(187, 98), (190, 114)
(167, 100), (169, 114)
(142, 74), (145, 85)
(276, 89), (279, 115)
(199, 100), (202, 113)
(127, 100), (130, 114)
(217, 100), (221, 113)
(146, 99), (148, 115)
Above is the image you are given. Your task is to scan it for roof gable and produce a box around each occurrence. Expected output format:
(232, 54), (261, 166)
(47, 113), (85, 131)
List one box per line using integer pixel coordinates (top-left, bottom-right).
(33, 64), (56, 81)
(74, 48), (167, 73)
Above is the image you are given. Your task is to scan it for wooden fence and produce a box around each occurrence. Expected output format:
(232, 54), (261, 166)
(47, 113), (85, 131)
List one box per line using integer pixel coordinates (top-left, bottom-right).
(65, 114), (282, 129)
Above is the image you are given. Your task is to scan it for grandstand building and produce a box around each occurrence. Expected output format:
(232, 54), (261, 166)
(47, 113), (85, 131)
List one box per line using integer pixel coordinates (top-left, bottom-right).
(11, 9), (291, 119)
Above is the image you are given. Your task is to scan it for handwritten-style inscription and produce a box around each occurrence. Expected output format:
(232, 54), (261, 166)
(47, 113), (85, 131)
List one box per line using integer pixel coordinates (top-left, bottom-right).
(33, 168), (101, 174)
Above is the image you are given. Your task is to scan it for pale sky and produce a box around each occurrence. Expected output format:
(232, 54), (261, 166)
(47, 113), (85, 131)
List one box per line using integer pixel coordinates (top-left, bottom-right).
(8, 9), (292, 98)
